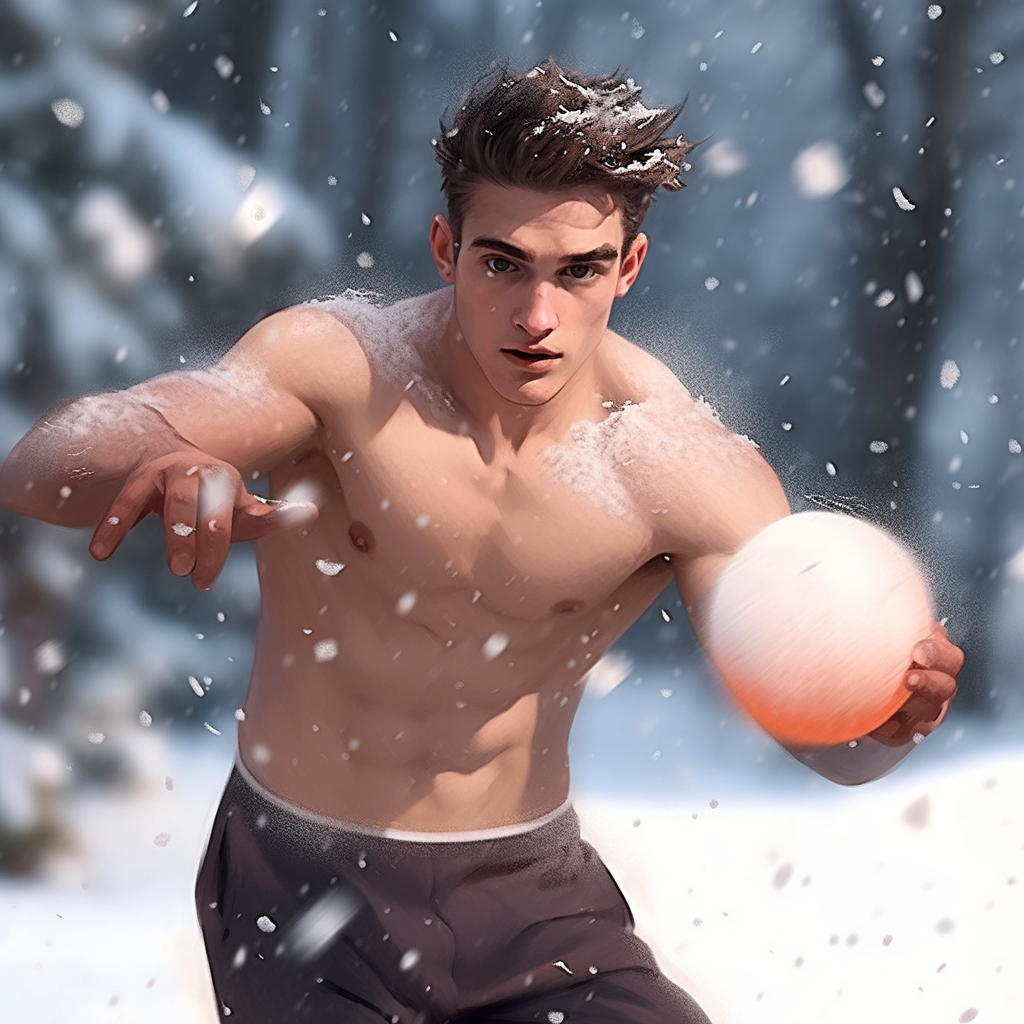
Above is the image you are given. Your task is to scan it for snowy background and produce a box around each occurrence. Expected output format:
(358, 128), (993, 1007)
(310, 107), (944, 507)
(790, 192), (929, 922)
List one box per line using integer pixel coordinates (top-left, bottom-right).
(1, 0), (1022, 1021)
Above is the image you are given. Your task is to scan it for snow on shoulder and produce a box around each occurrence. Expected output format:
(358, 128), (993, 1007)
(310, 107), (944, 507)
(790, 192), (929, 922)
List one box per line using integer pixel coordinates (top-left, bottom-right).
(305, 288), (456, 418)
(540, 367), (759, 519)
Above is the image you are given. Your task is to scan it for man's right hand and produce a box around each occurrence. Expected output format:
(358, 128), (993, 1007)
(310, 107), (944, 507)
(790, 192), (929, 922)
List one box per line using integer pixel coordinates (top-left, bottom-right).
(88, 452), (318, 590)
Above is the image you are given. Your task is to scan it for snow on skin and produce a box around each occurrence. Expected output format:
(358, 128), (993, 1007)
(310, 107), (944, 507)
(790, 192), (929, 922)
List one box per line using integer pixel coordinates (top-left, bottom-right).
(540, 393), (756, 519)
(308, 290), (459, 427)
(315, 559), (345, 576)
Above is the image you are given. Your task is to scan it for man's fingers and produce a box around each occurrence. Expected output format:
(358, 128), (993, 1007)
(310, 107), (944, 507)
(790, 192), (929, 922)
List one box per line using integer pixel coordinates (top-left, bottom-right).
(233, 498), (319, 542)
(906, 667), (958, 705)
(90, 472), (162, 560)
(192, 468), (236, 590)
(871, 690), (951, 746)
(163, 469), (200, 577)
(911, 630), (966, 677)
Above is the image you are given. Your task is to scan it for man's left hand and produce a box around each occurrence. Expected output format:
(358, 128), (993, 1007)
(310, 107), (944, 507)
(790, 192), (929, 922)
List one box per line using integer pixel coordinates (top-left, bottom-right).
(869, 622), (964, 747)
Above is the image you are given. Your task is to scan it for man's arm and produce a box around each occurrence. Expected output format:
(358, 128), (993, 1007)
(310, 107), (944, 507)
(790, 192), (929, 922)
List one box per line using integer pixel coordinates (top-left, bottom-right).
(0, 305), (360, 588)
(650, 389), (960, 784)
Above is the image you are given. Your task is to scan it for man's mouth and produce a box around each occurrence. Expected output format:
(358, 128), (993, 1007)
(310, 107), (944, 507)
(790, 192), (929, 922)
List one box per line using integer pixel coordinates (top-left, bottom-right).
(501, 348), (562, 363)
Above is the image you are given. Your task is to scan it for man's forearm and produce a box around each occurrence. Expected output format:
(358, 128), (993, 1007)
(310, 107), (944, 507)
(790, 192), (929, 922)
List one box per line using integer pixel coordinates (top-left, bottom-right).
(0, 393), (199, 528)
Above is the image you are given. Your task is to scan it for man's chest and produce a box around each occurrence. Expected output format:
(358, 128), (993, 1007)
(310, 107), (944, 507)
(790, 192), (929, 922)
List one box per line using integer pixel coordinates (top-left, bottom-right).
(298, 403), (657, 619)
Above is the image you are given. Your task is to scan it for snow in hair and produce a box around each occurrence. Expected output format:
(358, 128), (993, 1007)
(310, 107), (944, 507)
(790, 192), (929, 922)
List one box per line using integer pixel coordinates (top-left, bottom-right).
(435, 58), (697, 239)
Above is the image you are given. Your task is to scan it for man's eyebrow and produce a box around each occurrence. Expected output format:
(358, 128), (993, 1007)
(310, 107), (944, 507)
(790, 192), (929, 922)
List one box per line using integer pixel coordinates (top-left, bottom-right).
(564, 244), (620, 264)
(468, 237), (532, 261)
(467, 238), (620, 264)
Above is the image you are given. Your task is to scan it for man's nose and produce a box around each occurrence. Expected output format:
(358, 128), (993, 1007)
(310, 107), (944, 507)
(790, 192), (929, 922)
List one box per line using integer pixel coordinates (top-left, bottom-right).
(513, 282), (558, 338)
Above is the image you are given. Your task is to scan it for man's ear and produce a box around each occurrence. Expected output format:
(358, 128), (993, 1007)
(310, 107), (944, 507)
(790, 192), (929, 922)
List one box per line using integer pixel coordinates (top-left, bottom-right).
(615, 232), (648, 298)
(430, 215), (457, 284)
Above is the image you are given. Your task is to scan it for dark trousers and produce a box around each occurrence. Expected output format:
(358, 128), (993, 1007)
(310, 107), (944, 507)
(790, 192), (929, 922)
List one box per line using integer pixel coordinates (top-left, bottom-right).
(196, 764), (712, 1023)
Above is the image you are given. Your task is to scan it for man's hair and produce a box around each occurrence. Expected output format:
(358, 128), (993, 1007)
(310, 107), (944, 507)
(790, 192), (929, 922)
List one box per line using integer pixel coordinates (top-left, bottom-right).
(434, 57), (696, 257)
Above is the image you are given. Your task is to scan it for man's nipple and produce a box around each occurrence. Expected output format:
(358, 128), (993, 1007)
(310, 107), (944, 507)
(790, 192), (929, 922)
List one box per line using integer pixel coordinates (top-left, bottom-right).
(348, 521), (376, 553)
(551, 598), (585, 615)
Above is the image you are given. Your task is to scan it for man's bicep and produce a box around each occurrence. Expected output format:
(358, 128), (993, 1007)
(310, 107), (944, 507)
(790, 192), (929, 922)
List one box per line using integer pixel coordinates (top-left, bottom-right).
(666, 444), (790, 633)
(130, 308), (354, 474)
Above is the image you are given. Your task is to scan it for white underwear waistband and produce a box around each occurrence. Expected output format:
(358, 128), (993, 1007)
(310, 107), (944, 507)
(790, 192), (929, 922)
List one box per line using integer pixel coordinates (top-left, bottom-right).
(234, 753), (572, 844)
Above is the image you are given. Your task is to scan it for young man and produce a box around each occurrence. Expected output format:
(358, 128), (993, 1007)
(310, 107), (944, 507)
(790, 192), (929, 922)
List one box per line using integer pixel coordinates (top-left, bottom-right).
(0, 60), (961, 1023)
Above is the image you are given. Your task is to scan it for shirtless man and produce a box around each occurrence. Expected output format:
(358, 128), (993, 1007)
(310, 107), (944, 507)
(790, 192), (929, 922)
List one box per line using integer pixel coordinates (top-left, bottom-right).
(0, 60), (962, 1023)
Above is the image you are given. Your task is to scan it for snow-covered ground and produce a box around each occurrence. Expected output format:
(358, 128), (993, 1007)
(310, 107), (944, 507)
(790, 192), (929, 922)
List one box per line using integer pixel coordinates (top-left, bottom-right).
(1, 729), (1020, 1024)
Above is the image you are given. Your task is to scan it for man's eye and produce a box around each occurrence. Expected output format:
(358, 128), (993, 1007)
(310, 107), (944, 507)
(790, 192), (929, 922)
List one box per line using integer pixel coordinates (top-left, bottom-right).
(565, 264), (596, 281)
(485, 257), (515, 274)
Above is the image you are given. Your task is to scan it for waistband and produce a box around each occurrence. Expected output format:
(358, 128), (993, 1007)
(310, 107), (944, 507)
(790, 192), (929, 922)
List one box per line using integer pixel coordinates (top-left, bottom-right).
(234, 753), (573, 844)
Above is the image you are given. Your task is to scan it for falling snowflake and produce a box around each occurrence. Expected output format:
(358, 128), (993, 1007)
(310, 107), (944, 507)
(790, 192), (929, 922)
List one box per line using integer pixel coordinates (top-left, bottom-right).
(314, 639), (339, 663)
(51, 98), (85, 127)
(482, 633), (509, 661)
(892, 186), (917, 211)
(939, 359), (961, 388)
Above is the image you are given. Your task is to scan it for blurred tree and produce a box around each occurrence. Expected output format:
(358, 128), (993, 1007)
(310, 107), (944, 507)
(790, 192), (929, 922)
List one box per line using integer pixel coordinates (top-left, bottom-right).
(0, 0), (332, 870)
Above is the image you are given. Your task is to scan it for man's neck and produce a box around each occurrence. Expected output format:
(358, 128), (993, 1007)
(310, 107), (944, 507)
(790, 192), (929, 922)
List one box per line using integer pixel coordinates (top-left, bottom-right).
(438, 318), (603, 455)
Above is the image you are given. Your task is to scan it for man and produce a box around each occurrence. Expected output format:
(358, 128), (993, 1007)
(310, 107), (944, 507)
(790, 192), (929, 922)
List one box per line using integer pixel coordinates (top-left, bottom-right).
(0, 59), (962, 1023)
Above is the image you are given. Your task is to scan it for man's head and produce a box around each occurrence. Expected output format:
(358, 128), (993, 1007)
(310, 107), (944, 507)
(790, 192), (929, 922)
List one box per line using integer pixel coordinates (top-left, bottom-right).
(434, 57), (695, 258)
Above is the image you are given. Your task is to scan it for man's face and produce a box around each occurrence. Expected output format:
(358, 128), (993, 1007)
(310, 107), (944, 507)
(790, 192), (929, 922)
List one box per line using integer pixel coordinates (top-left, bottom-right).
(430, 183), (647, 408)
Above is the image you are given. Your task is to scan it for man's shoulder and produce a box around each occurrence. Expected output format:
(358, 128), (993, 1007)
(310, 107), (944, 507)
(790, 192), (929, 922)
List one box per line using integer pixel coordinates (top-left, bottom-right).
(599, 329), (696, 415)
(297, 288), (452, 385)
(599, 330), (779, 498)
